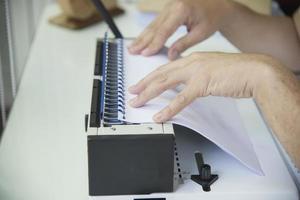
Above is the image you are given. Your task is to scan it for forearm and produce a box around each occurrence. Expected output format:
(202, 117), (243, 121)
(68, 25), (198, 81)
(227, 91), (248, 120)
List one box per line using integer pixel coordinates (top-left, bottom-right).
(220, 2), (300, 72)
(254, 58), (300, 168)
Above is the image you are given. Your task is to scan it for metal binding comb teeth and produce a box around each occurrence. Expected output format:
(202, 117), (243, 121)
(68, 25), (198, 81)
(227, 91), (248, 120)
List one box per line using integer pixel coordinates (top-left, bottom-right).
(101, 33), (125, 125)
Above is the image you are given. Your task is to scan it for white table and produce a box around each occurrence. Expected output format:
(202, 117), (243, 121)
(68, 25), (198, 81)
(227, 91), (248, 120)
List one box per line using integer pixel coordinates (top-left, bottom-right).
(0, 2), (298, 200)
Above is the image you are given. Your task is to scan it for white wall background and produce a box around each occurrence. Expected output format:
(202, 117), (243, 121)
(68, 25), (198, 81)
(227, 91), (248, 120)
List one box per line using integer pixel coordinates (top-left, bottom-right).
(9, 0), (53, 84)
(0, 0), (54, 129)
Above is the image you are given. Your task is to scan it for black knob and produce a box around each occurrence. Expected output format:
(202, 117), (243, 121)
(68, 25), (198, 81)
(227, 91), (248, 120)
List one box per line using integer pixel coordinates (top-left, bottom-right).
(200, 164), (211, 181)
(191, 152), (218, 192)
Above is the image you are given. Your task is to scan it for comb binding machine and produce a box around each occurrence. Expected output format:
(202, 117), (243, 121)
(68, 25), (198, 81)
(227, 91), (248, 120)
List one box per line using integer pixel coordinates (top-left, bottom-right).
(85, 33), (176, 196)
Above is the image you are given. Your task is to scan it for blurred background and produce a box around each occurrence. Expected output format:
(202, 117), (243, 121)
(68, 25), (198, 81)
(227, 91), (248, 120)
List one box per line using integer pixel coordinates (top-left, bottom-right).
(0, 0), (53, 131)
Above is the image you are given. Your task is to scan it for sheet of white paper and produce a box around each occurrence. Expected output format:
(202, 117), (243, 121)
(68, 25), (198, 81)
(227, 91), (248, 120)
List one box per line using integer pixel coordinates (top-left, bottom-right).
(122, 40), (263, 175)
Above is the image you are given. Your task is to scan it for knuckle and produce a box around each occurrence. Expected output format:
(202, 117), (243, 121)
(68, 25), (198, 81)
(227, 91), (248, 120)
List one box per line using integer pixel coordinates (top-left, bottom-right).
(155, 65), (166, 72)
(146, 22), (157, 31)
(139, 89), (150, 100)
(173, 0), (187, 13)
(156, 73), (168, 83)
(134, 39), (146, 49)
(140, 35), (150, 44)
(174, 41), (186, 51)
(149, 42), (161, 50)
(163, 106), (173, 116)
(148, 41), (162, 52)
(141, 84), (159, 98)
(156, 30), (169, 39)
(175, 94), (187, 104)
(146, 27), (156, 36)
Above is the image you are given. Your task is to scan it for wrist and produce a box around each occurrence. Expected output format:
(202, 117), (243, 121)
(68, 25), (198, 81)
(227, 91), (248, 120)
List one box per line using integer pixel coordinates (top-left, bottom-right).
(219, 0), (239, 30)
(252, 55), (290, 101)
(219, 1), (256, 35)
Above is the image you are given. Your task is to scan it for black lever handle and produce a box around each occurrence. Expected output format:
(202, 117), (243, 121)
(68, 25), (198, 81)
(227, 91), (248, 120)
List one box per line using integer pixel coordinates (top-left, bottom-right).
(90, 0), (123, 38)
(191, 152), (218, 192)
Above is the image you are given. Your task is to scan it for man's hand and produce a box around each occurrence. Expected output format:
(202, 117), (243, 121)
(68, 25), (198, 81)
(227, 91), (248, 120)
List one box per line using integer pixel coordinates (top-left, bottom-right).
(128, 0), (233, 60)
(128, 52), (274, 122)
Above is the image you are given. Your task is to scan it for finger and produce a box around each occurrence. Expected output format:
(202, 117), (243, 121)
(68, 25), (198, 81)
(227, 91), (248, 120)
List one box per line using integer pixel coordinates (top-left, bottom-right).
(168, 29), (204, 60)
(129, 70), (184, 107)
(140, 16), (182, 56)
(128, 16), (164, 54)
(128, 55), (198, 94)
(128, 31), (154, 55)
(153, 84), (198, 122)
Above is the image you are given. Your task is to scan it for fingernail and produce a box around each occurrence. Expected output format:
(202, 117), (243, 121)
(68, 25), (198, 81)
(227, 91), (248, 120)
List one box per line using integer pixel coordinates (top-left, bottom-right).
(128, 46), (136, 54)
(129, 84), (141, 94)
(128, 41), (135, 48)
(128, 85), (137, 93)
(129, 97), (138, 107)
(141, 48), (151, 56)
(169, 50), (178, 60)
(153, 112), (164, 122)
(128, 44), (140, 54)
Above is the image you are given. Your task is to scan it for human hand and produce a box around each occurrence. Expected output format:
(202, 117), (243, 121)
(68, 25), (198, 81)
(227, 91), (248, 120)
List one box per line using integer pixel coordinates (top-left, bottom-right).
(128, 52), (275, 122)
(128, 0), (234, 60)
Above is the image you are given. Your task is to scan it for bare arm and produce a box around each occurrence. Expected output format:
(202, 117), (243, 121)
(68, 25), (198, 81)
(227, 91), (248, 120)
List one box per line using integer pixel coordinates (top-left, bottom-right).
(129, 0), (300, 72)
(129, 53), (300, 168)
(221, 3), (300, 72)
(255, 58), (300, 167)
(129, 0), (300, 168)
